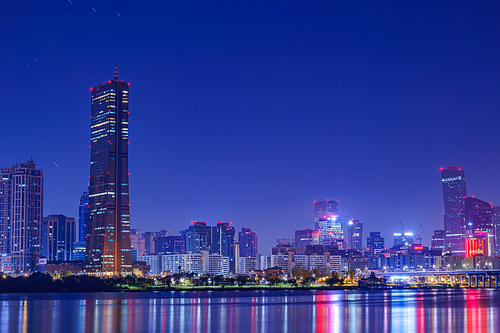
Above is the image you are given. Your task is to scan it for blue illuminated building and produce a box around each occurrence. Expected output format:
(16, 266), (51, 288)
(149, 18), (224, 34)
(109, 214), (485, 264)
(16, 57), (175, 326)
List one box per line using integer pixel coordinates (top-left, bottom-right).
(79, 189), (89, 242)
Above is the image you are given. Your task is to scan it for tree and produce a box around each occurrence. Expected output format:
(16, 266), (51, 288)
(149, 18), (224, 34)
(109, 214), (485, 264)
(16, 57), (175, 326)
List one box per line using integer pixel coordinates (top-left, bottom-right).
(236, 275), (248, 286)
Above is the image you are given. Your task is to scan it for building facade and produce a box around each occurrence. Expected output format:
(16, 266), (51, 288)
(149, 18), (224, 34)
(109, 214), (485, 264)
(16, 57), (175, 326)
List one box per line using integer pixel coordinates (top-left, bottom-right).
(314, 199), (339, 230)
(41, 215), (76, 262)
(78, 189), (89, 242)
(86, 69), (132, 273)
(295, 229), (320, 254)
(346, 220), (363, 251)
(238, 227), (258, 257)
(0, 160), (43, 273)
(367, 232), (385, 254)
(211, 222), (235, 272)
(441, 165), (467, 255)
(185, 221), (212, 253)
(430, 230), (445, 252)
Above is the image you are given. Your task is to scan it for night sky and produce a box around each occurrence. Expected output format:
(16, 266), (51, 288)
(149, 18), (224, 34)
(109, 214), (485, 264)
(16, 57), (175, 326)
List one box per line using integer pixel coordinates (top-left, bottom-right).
(2, 1), (500, 253)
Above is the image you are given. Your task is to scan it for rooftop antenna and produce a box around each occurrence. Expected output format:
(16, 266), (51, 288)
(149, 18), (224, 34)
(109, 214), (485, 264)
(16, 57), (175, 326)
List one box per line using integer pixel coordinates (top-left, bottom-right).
(115, 64), (118, 80)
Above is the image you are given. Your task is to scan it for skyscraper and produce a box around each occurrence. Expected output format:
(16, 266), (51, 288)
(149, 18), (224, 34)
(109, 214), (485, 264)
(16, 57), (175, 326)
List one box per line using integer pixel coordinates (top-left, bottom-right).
(346, 220), (363, 251)
(239, 227), (258, 257)
(41, 215), (76, 262)
(314, 200), (339, 230)
(465, 197), (492, 233)
(78, 189), (89, 242)
(185, 221), (212, 252)
(430, 230), (445, 252)
(0, 160), (43, 273)
(294, 229), (319, 254)
(366, 232), (385, 254)
(441, 165), (467, 256)
(86, 67), (132, 274)
(211, 222), (236, 272)
(492, 206), (500, 257)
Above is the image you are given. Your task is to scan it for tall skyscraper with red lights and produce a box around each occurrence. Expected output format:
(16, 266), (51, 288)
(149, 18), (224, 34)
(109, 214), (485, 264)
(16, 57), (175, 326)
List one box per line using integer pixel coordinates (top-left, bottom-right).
(86, 67), (132, 274)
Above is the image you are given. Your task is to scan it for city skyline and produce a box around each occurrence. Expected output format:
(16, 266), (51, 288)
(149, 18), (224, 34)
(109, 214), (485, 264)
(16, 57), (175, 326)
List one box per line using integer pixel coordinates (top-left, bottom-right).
(2, 2), (500, 252)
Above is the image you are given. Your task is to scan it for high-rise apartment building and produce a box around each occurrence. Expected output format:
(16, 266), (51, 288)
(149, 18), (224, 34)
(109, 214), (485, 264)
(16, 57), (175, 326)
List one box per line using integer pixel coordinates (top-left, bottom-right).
(141, 231), (156, 255)
(155, 235), (185, 255)
(185, 221), (212, 253)
(41, 215), (76, 262)
(239, 227), (258, 257)
(314, 200), (339, 230)
(346, 220), (363, 251)
(211, 222), (236, 272)
(86, 68), (132, 274)
(0, 160), (43, 273)
(441, 165), (467, 255)
(78, 189), (89, 242)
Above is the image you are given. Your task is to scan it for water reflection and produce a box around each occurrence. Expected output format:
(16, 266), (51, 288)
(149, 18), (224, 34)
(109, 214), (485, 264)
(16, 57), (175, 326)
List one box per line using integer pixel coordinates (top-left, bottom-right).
(0, 289), (499, 332)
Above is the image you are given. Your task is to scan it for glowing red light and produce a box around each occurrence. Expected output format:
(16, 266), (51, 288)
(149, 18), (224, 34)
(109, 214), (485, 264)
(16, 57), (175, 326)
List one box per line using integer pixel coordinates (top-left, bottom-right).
(127, 142), (129, 144)
(90, 87), (93, 91)
(108, 80), (112, 83)
(440, 167), (443, 171)
(128, 204), (130, 206)
(314, 201), (316, 203)
(323, 215), (326, 219)
(327, 199), (329, 202)
(107, 171), (109, 174)
(127, 173), (129, 175)
(127, 83), (130, 85)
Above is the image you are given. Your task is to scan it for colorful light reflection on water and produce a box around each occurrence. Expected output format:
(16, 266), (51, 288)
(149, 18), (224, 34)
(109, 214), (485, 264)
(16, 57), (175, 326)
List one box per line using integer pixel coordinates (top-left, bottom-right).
(0, 289), (499, 332)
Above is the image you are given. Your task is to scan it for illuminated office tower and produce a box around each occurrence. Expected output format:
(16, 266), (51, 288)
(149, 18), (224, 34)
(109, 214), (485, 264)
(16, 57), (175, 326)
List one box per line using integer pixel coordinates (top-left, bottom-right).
(211, 222), (236, 272)
(492, 206), (500, 257)
(366, 232), (385, 254)
(239, 227), (258, 257)
(185, 221), (212, 252)
(346, 220), (363, 251)
(441, 165), (467, 255)
(78, 189), (89, 242)
(295, 229), (319, 254)
(0, 160), (43, 273)
(86, 67), (132, 274)
(430, 230), (445, 252)
(314, 199), (339, 230)
(41, 215), (76, 262)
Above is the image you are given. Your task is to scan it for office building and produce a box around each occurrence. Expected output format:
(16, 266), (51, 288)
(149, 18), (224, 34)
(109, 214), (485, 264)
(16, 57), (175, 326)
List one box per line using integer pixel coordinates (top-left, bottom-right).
(367, 232), (385, 254)
(346, 220), (363, 251)
(276, 238), (291, 246)
(0, 160), (43, 273)
(465, 197), (492, 233)
(72, 241), (86, 261)
(130, 229), (146, 257)
(431, 230), (445, 252)
(141, 231), (156, 255)
(41, 215), (76, 262)
(393, 232), (414, 248)
(211, 222), (236, 272)
(314, 199), (339, 230)
(441, 165), (467, 255)
(239, 256), (256, 275)
(295, 229), (319, 254)
(492, 206), (500, 257)
(317, 216), (343, 245)
(239, 227), (258, 257)
(155, 235), (185, 254)
(87, 68), (132, 273)
(185, 221), (212, 252)
(78, 189), (89, 242)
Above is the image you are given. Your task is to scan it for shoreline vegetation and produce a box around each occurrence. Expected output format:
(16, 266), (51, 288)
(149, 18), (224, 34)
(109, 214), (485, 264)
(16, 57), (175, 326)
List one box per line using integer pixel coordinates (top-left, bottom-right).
(0, 272), (469, 293)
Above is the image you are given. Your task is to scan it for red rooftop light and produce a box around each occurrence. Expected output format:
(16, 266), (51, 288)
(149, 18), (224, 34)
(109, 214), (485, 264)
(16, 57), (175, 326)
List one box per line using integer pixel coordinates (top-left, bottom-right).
(440, 167), (443, 171)
(108, 80), (112, 83)
(90, 87), (93, 91)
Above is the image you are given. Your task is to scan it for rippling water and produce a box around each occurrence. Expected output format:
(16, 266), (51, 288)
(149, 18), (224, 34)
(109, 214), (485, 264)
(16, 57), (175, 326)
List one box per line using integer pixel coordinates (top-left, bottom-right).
(1, 289), (499, 332)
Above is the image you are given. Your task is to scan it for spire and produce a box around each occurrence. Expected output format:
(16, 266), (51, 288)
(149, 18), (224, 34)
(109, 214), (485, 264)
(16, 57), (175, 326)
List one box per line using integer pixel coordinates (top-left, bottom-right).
(115, 64), (118, 80)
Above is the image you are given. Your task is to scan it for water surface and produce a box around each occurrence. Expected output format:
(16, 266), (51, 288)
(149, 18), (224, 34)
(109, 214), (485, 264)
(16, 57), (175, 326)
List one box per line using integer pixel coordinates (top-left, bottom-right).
(1, 289), (499, 332)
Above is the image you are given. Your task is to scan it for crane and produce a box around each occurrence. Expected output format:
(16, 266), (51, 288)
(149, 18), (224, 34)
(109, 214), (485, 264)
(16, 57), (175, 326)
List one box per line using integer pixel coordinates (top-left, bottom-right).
(416, 213), (431, 245)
